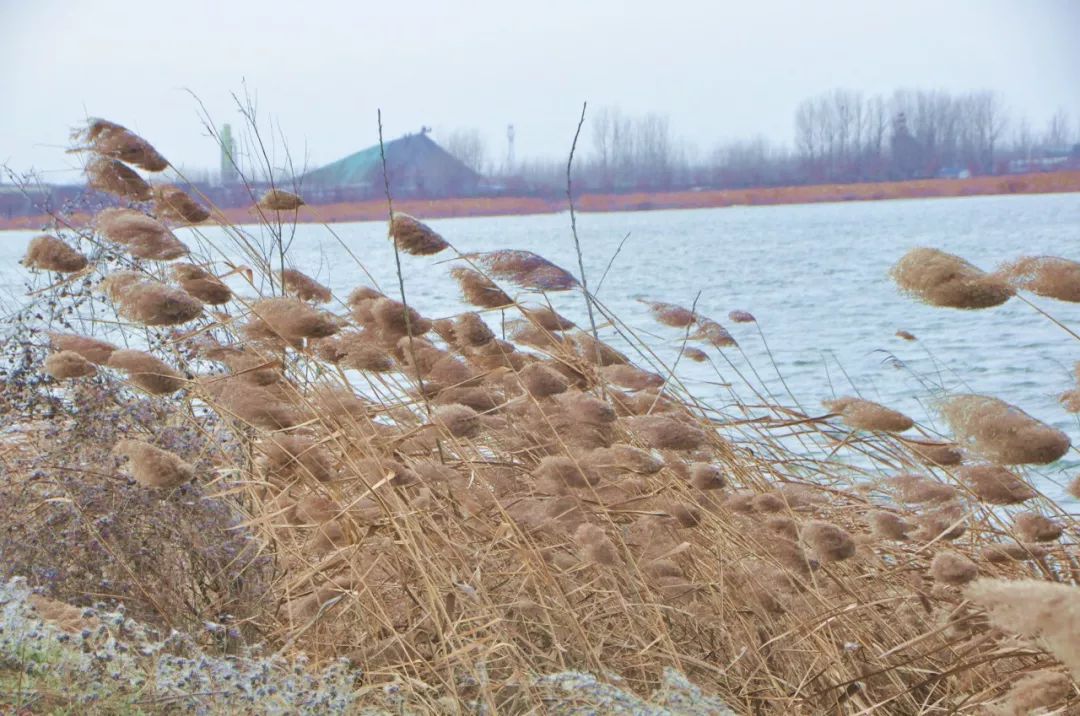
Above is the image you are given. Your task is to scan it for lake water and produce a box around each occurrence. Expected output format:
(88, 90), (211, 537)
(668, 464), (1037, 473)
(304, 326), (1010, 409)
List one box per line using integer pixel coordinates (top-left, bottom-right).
(3, 193), (1079, 498)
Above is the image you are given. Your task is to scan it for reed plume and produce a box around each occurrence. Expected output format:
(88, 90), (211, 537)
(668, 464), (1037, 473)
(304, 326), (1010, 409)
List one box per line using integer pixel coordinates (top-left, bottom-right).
(452, 312), (495, 347)
(688, 462), (726, 490)
(930, 551), (978, 586)
(152, 184), (210, 224)
(96, 208), (190, 260)
(21, 235), (88, 273)
(48, 333), (117, 364)
(998, 255), (1080, 302)
(43, 351), (96, 379)
(258, 189), (304, 211)
(683, 347), (708, 363)
(941, 394), (1070, 465)
(957, 463), (1037, 504)
(258, 435), (337, 483)
(965, 579), (1080, 679)
(113, 439), (193, 488)
(73, 118), (168, 171)
(823, 396), (914, 432)
(473, 250), (579, 291)
(981, 542), (1048, 563)
(172, 264), (232, 304)
(113, 280), (204, 326)
(994, 670), (1072, 716)
(800, 521), (855, 562)
(641, 300), (696, 328)
(449, 267), (513, 308)
(521, 305), (575, 331)
(106, 349), (185, 394)
(728, 310), (756, 323)
(574, 523), (619, 566)
(691, 319), (737, 348)
(431, 404), (482, 438)
(902, 438), (963, 466)
(282, 268), (332, 303)
(891, 247), (1013, 309)
(519, 362), (570, 397)
(389, 213), (449, 255)
(245, 298), (339, 342)
(869, 511), (913, 540)
(1013, 511), (1062, 542)
(86, 157), (152, 201)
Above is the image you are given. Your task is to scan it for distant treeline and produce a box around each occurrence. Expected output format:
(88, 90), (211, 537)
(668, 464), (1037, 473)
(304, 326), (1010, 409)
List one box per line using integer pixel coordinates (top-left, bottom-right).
(468, 89), (1080, 194)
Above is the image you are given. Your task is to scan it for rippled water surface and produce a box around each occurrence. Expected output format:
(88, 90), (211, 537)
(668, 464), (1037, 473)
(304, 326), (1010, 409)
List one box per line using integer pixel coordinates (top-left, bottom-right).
(3, 193), (1079, 497)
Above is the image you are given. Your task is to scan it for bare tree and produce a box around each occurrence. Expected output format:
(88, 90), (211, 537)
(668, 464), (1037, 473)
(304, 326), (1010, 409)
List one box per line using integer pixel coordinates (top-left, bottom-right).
(443, 129), (488, 175)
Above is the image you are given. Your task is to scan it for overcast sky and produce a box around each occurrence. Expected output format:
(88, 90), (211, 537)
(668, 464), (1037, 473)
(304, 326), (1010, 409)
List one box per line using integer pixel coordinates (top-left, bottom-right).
(2, 0), (1078, 182)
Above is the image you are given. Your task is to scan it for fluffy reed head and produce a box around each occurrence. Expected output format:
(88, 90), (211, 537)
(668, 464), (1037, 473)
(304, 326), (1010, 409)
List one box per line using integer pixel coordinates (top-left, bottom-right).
(246, 298), (339, 342)
(431, 404), (482, 438)
(800, 521), (855, 562)
(895, 329), (917, 341)
(534, 456), (600, 489)
(449, 267), (513, 308)
(171, 264), (232, 305)
(823, 396), (914, 433)
(642, 300), (696, 328)
(258, 189), (305, 211)
(258, 435), (337, 483)
(930, 551), (978, 586)
(474, 250), (579, 291)
(389, 213), (449, 256)
(999, 255), (1080, 303)
(1013, 511), (1062, 542)
(941, 394), (1070, 465)
(86, 157), (152, 201)
(48, 333), (117, 364)
(152, 184), (210, 224)
(74, 118), (168, 171)
(96, 208), (190, 260)
(691, 319), (737, 348)
(868, 511), (913, 541)
(43, 350), (97, 380)
(996, 670), (1072, 716)
(574, 523), (619, 566)
(903, 439), (963, 466)
(282, 268), (332, 303)
(683, 347), (709, 363)
(957, 464), (1036, 505)
(891, 247), (1013, 309)
(105, 349), (185, 394)
(688, 462), (725, 490)
(113, 280), (204, 326)
(728, 310), (756, 323)
(113, 439), (193, 488)
(521, 305), (575, 331)
(21, 235), (88, 273)
(452, 312), (495, 347)
(964, 578), (1080, 679)
(519, 362), (569, 397)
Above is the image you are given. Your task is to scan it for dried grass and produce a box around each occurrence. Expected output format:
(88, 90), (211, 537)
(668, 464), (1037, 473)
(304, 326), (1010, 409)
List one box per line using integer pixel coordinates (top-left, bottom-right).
(956, 464), (1037, 505)
(43, 350), (97, 379)
(941, 394), (1070, 465)
(105, 349), (185, 394)
(999, 255), (1080, 303)
(823, 396), (914, 432)
(389, 213), (449, 255)
(153, 184), (210, 223)
(86, 157), (152, 201)
(21, 235), (88, 273)
(891, 247), (1014, 309)
(113, 439), (194, 488)
(282, 268), (332, 303)
(965, 579), (1080, 679)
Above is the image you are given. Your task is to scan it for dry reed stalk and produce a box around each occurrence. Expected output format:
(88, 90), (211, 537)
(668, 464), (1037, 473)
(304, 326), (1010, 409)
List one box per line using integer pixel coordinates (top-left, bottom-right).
(73, 118), (168, 171)
(388, 213), (449, 256)
(85, 157), (152, 201)
(473, 250), (579, 291)
(152, 184), (210, 223)
(106, 349), (185, 394)
(172, 264), (232, 304)
(21, 235), (88, 273)
(449, 267), (514, 308)
(114, 280), (204, 326)
(96, 208), (190, 260)
(930, 551), (978, 585)
(258, 189), (305, 211)
(43, 350), (96, 379)
(999, 256), (1080, 303)
(282, 268), (332, 303)
(200, 378), (298, 430)
(258, 434), (338, 483)
(965, 579), (1080, 679)
(48, 333), (117, 364)
(941, 394), (1070, 465)
(823, 396), (914, 432)
(113, 439), (193, 488)
(891, 247), (1014, 308)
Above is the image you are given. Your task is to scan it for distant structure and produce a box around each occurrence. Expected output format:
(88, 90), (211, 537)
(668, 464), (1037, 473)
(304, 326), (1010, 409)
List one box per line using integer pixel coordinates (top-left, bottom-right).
(219, 124), (241, 186)
(506, 124), (515, 172)
(300, 130), (482, 198)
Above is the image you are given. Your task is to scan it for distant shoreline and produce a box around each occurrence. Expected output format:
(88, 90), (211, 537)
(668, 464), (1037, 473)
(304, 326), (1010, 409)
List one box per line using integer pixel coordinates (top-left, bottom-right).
(3, 170), (1079, 231)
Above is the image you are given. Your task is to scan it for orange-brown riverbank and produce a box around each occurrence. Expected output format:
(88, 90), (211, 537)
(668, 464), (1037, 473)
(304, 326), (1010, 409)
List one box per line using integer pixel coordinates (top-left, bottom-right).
(3, 170), (1079, 230)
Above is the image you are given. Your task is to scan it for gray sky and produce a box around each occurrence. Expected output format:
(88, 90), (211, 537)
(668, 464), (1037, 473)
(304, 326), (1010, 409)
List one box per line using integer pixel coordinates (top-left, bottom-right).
(2, 0), (1078, 182)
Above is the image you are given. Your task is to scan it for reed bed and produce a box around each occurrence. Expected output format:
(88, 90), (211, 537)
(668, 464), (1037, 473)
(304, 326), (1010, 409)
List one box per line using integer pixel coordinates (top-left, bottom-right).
(3, 117), (1079, 714)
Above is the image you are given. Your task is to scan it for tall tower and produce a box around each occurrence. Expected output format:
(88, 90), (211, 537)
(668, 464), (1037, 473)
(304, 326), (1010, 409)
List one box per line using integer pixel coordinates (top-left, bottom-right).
(220, 123), (239, 186)
(506, 124), (516, 173)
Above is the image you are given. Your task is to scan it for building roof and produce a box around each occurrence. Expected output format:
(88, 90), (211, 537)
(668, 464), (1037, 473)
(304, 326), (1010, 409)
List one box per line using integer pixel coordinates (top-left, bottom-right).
(301, 132), (481, 196)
